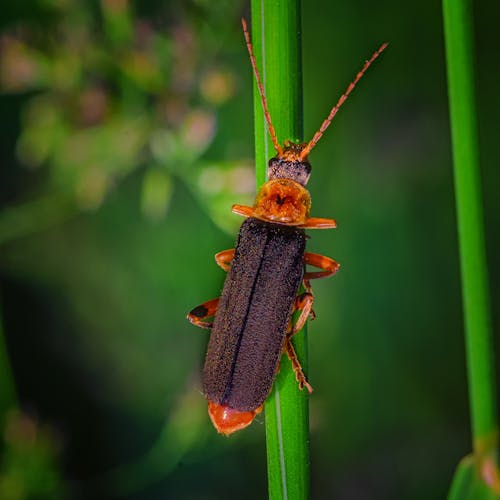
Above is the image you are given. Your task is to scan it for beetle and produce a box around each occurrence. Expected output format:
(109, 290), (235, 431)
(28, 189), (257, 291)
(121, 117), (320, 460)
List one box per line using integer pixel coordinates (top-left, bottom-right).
(187, 18), (387, 435)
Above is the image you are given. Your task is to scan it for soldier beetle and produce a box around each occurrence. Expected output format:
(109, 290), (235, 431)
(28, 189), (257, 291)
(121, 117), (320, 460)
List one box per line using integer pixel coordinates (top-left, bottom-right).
(188, 18), (387, 435)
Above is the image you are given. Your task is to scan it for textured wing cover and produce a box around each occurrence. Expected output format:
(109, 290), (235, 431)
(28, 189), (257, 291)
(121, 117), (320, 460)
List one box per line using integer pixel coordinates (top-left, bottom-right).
(203, 218), (306, 411)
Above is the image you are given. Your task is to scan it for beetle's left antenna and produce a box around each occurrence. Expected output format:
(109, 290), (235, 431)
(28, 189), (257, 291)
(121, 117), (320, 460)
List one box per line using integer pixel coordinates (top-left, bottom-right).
(241, 18), (283, 156)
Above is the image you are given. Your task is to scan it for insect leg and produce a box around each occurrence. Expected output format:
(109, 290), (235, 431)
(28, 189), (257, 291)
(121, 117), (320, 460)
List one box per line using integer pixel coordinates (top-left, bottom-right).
(304, 252), (340, 280)
(292, 292), (315, 333)
(231, 204), (254, 218)
(284, 335), (313, 394)
(187, 249), (234, 328)
(299, 217), (337, 229)
(215, 249), (235, 272)
(282, 293), (315, 392)
(187, 298), (219, 330)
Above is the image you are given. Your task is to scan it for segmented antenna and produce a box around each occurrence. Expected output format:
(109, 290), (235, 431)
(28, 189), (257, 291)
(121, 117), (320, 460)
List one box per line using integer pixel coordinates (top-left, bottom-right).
(299, 42), (388, 161)
(241, 18), (283, 155)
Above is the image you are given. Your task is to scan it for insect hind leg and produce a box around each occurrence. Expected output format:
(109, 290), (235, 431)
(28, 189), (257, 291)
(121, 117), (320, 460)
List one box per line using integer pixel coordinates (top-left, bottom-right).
(187, 297), (219, 330)
(291, 292), (315, 334)
(284, 336), (313, 394)
(282, 292), (315, 393)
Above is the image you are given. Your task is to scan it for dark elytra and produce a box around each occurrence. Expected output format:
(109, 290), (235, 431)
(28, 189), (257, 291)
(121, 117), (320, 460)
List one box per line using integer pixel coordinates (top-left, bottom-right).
(203, 217), (306, 412)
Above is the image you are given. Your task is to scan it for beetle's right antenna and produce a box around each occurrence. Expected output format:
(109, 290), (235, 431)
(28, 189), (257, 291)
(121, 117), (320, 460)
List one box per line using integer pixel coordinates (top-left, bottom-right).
(241, 18), (283, 156)
(299, 42), (388, 160)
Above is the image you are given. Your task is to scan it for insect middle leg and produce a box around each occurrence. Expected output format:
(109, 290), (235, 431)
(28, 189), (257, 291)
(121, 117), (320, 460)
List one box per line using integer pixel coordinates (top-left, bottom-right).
(301, 251), (340, 317)
(187, 248), (235, 329)
(304, 252), (340, 281)
(215, 249), (235, 271)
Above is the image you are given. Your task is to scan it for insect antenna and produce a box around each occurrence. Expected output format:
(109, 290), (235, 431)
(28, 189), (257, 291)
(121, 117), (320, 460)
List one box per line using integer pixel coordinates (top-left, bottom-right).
(241, 18), (283, 155)
(299, 42), (388, 161)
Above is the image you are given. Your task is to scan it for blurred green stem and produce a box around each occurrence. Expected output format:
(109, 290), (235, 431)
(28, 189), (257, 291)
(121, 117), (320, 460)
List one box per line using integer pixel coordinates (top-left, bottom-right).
(443, 0), (498, 463)
(0, 195), (76, 246)
(248, 1), (309, 499)
(0, 301), (17, 428)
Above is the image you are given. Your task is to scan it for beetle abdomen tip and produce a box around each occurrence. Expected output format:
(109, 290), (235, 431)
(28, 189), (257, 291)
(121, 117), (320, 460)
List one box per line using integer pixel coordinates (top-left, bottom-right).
(208, 401), (262, 436)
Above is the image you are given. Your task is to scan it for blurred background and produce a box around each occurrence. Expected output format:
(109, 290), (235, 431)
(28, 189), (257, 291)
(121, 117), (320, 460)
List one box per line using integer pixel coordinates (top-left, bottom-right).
(0, 0), (498, 498)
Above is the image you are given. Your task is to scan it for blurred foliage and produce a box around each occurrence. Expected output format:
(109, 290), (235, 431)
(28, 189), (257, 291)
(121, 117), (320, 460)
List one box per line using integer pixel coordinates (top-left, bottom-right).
(0, 0), (499, 499)
(0, 0), (253, 238)
(0, 411), (64, 499)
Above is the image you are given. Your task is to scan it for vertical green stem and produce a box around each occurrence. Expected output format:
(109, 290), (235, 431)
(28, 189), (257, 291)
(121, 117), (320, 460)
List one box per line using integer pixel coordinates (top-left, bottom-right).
(0, 301), (17, 428)
(442, 0), (498, 454)
(248, 1), (309, 499)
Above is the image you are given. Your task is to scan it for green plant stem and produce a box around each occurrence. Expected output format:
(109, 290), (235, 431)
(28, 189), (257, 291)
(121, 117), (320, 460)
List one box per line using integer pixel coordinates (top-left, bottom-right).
(0, 301), (17, 428)
(249, 1), (309, 499)
(442, 0), (498, 454)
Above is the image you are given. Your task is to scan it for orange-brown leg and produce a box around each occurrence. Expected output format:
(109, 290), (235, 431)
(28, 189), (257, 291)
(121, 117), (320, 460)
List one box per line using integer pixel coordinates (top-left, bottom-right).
(282, 251), (339, 390)
(299, 217), (337, 229)
(292, 292), (315, 333)
(282, 292), (315, 393)
(187, 298), (219, 330)
(215, 249), (235, 272)
(304, 252), (340, 280)
(232, 204), (254, 218)
(188, 249), (233, 329)
(284, 336), (313, 393)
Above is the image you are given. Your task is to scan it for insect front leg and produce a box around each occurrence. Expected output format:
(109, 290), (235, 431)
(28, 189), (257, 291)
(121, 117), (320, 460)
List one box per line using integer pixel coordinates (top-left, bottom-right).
(231, 204), (255, 218)
(299, 217), (337, 229)
(187, 298), (220, 330)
